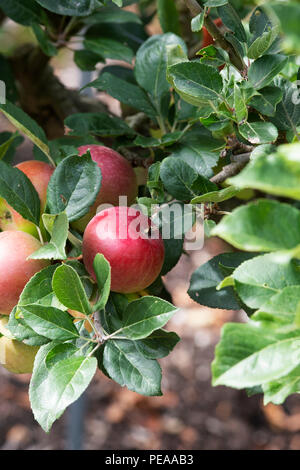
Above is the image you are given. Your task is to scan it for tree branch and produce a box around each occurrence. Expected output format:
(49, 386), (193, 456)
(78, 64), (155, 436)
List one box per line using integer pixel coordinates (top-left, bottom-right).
(185, 0), (247, 74)
(11, 45), (107, 139)
(210, 152), (251, 184)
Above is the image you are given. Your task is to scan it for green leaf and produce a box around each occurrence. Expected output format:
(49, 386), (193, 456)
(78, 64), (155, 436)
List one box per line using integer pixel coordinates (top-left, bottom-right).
(217, 3), (247, 43)
(29, 213), (69, 260)
(157, 0), (180, 35)
(249, 6), (273, 41)
(173, 148), (219, 179)
(212, 199), (300, 252)
(135, 329), (180, 359)
(64, 260), (94, 301)
(170, 145), (219, 179)
(83, 72), (157, 118)
(191, 186), (239, 204)
(7, 307), (49, 347)
(74, 50), (103, 71)
(166, 45), (188, 86)
(85, 19), (147, 54)
(191, 11), (205, 33)
(65, 112), (134, 138)
(234, 84), (248, 123)
(238, 121), (278, 144)
(253, 286), (300, 326)
(34, 0), (96, 16)
(134, 132), (182, 148)
(83, 7), (141, 25)
(188, 252), (255, 310)
(19, 304), (80, 341)
(29, 343), (97, 432)
(249, 86), (283, 117)
(248, 26), (279, 60)
(17, 264), (64, 311)
(93, 254), (111, 311)
(232, 253), (300, 309)
(160, 157), (197, 201)
(162, 239), (184, 276)
(168, 62), (223, 106)
(204, 219), (217, 238)
(0, 132), (20, 161)
(47, 153), (102, 221)
(84, 37), (134, 64)
(213, 322), (300, 388)
(115, 296), (177, 340)
(0, 101), (51, 160)
(160, 156), (217, 201)
(262, 366), (300, 405)
(52, 264), (92, 315)
(248, 54), (288, 90)
(0, 161), (40, 225)
(0, 0), (44, 25)
(149, 203), (185, 275)
(32, 24), (57, 57)
(228, 143), (300, 200)
(0, 132), (23, 164)
(135, 33), (187, 114)
(103, 340), (162, 396)
(270, 79), (300, 132)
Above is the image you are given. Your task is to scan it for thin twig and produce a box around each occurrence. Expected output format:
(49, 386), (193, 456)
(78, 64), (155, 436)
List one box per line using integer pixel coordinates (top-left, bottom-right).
(93, 310), (105, 342)
(185, 0), (247, 74)
(210, 152), (251, 184)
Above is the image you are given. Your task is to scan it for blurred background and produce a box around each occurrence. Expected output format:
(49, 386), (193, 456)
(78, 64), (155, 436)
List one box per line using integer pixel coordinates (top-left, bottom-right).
(1, 6), (300, 451)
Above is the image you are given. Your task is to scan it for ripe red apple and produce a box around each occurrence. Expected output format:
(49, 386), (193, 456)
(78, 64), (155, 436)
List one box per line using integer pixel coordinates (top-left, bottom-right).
(202, 18), (223, 48)
(0, 160), (54, 237)
(0, 231), (50, 315)
(72, 145), (138, 232)
(82, 206), (165, 293)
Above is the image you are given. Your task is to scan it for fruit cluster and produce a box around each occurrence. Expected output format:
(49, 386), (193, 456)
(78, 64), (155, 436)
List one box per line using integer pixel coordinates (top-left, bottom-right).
(0, 146), (165, 374)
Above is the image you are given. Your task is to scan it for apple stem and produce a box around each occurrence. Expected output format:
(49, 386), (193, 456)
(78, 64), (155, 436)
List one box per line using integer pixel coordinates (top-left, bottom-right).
(87, 343), (101, 358)
(85, 314), (99, 338)
(93, 310), (106, 342)
(36, 226), (44, 245)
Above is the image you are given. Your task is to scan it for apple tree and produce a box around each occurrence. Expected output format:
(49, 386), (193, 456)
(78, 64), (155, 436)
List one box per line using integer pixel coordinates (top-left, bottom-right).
(0, 0), (300, 432)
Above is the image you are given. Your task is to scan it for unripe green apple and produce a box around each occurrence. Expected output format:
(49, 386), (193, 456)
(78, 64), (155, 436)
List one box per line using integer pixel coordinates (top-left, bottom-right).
(72, 145), (138, 232)
(83, 206), (165, 293)
(0, 231), (50, 315)
(0, 335), (39, 374)
(0, 316), (13, 338)
(0, 160), (54, 237)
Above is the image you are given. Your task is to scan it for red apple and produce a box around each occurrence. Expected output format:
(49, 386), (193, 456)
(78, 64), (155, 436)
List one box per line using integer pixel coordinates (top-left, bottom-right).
(202, 18), (223, 49)
(0, 160), (54, 237)
(72, 145), (138, 232)
(0, 231), (50, 315)
(82, 206), (165, 293)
